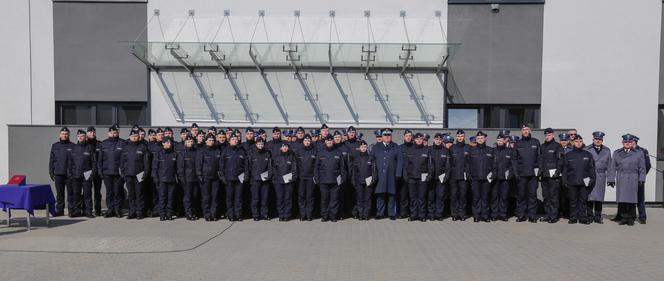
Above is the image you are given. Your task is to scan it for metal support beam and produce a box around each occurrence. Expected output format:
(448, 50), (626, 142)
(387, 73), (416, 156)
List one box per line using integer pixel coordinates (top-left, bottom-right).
(399, 44), (416, 76)
(366, 74), (397, 125)
(154, 72), (185, 122)
(285, 44), (327, 124)
(328, 45), (359, 124)
(209, 49), (257, 124)
(402, 76), (432, 125)
(249, 45), (289, 125)
(167, 45), (221, 123)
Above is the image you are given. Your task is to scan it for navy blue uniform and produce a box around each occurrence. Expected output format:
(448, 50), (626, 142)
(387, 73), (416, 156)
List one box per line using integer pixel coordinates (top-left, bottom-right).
(152, 147), (178, 218)
(248, 147), (272, 219)
(514, 136), (540, 221)
(562, 147), (596, 223)
(177, 146), (200, 218)
(147, 140), (163, 216)
(295, 145), (317, 219)
(350, 151), (377, 219)
(468, 143), (495, 221)
(403, 144), (434, 220)
(220, 145), (248, 220)
(88, 138), (103, 215)
(68, 141), (96, 216)
(635, 145), (650, 221)
(120, 140), (150, 218)
(196, 145), (222, 219)
(98, 137), (125, 216)
(314, 146), (347, 220)
(449, 142), (470, 219)
(272, 150), (298, 220)
(50, 139), (73, 215)
(398, 142), (414, 217)
(429, 144), (449, 219)
(539, 139), (564, 221)
(491, 144), (516, 220)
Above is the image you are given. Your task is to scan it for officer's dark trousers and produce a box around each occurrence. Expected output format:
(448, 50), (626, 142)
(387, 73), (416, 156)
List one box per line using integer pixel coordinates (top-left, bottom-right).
(428, 182), (446, 219)
(125, 176), (145, 217)
(298, 179), (315, 218)
(92, 175), (102, 214)
(149, 178), (159, 215)
(568, 185), (588, 221)
(53, 175), (70, 214)
(618, 202), (636, 223)
(201, 179), (220, 218)
(250, 181), (270, 218)
(637, 182), (646, 220)
(559, 184), (569, 218)
(450, 179), (467, 218)
(159, 181), (176, 217)
(516, 176), (538, 219)
(398, 180), (409, 217)
(541, 178), (560, 220)
(103, 175), (124, 215)
(175, 183), (185, 217)
(354, 184), (372, 218)
(408, 179), (428, 219)
(586, 199), (602, 221)
(491, 180), (509, 219)
(225, 180), (243, 219)
(471, 180), (491, 220)
(70, 177), (91, 215)
(274, 182), (293, 219)
(375, 193), (396, 218)
(183, 181), (200, 217)
(320, 183), (340, 219)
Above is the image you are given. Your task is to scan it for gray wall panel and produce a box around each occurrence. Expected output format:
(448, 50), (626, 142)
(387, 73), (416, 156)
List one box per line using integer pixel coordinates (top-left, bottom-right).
(660, 3), (664, 104)
(447, 4), (543, 104)
(53, 2), (148, 102)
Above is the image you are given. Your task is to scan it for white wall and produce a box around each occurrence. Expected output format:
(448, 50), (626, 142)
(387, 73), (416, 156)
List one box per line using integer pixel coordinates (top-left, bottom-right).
(146, 0), (448, 127)
(541, 0), (661, 201)
(0, 0), (55, 182)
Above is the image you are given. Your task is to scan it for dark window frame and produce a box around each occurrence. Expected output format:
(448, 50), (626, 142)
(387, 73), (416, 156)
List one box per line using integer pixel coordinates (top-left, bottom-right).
(55, 101), (149, 126)
(446, 104), (540, 128)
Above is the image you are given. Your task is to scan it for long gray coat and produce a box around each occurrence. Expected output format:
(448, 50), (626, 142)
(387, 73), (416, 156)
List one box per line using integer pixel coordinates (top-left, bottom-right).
(371, 141), (403, 195)
(585, 145), (612, 201)
(607, 148), (646, 203)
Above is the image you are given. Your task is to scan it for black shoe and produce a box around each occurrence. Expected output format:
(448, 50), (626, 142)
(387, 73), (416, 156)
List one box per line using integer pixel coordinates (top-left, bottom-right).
(420, 218), (427, 222)
(116, 214), (123, 218)
(136, 215), (144, 220)
(452, 217), (458, 221)
(408, 217), (415, 221)
(473, 218), (480, 223)
(104, 212), (115, 218)
(638, 218), (647, 224)
(516, 217), (527, 222)
(460, 217), (466, 221)
(580, 219), (591, 225)
(376, 216), (385, 220)
(160, 217), (166, 221)
(539, 217), (549, 223)
(528, 218), (537, 223)
(307, 217), (313, 221)
(86, 213), (95, 218)
(482, 218), (490, 223)
(611, 216), (622, 222)
(501, 217), (509, 222)
(594, 218), (604, 224)
(126, 214), (136, 220)
(262, 216), (270, 221)
(94, 210), (102, 216)
(627, 220), (635, 226)
(389, 216), (396, 220)
(548, 219), (559, 224)
(491, 217), (497, 221)
(331, 218), (337, 222)
(254, 217), (260, 221)
(568, 219), (578, 224)
(321, 218), (328, 222)
(54, 211), (64, 217)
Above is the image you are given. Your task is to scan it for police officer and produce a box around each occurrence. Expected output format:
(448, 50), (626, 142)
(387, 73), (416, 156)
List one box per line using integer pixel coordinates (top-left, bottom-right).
(332, 130), (353, 218)
(633, 135), (651, 224)
(428, 133), (450, 221)
(468, 131), (494, 222)
(538, 128), (564, 223)
(178, 134), (199, 220)
(492, 133), (516, 221)
(608, 134), (646, 226)
(68, 129), (97, 218)
(248, 137), (272, 221)
(371, 129), (402, 220)
(243, 127), (256, 153)
(585, 131), (611, 224)
(514, 124), (540, 223)
(315, 135), (347, 222)
(449, 130), (470, 221)
(220, 134), (248, 221)
(98, 124), (125, 217)
(120, 129), (151, 219)
(147, 128), (163, 217)
(175, 128), (188, 153)
(350, 140), (377, 220)
(152, 137), (178, 221)
(403, 133), (433, 221)
(267, 127), (283, 156)
(86, 126), (103, 216)
(399, 129), (414, 219)
(272, 142), (297, 221)
(49, 127), (73, 217)
(558, 132), (572, 219)
(562, 135), (596, 224)
(190, 123), (200, 138)
(296, 134), (317, 221)
(290, 127), (305, 152)
(197, 133), (222, 221)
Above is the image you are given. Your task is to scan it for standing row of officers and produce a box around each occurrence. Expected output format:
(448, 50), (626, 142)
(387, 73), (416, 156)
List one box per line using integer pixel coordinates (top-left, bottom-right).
(49, 123), (650, 225)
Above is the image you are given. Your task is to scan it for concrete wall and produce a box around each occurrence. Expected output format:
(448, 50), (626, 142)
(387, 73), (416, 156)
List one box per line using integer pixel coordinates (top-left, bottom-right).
(540, 0), (662, 202)
(447, 3), (543, 104)
(0, 0), (55, 183)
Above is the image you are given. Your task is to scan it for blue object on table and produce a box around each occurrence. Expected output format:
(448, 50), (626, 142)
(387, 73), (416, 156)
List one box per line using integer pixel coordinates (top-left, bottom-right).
(0, 184), (56, 216)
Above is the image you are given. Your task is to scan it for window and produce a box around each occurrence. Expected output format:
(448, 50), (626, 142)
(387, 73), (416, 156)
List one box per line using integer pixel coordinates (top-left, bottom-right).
(56, 102), (148, 126)
(447, 104), (540, 128)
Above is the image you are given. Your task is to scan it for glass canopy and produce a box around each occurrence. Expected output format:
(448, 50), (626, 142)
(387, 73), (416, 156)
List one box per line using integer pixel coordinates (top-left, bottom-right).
(129, 41), (459, 127)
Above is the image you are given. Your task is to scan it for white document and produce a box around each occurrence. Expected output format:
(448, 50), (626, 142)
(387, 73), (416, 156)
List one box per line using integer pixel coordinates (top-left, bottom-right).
(534, 168), (539, 176)
(464, 173), (468, 181)
(283, 173), (293, 183)
(487, 172), (493, 183)
(336, 175), (342, 186)
(548, 169), (556, 178)
(238, 173), (245, 183)
(505, 170), (510, 179)
(260, 171), (269, 181)
(136, 171), (144, 183)
(83, 170), (92, 181)
(439, 173), (446, 183)
(583, 177), (590, 187)
(365, 176), (373, 186)
(421, 173), (428, 182)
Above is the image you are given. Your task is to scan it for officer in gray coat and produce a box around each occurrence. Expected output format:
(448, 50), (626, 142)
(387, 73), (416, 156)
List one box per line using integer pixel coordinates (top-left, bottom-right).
(585, 131), (611, 223)
(371, 128), (403, 220)
(607, 134), (647, 226)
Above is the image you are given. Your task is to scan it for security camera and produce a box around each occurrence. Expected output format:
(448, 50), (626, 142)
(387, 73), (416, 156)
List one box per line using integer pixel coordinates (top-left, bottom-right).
(490, 3), (500, 13)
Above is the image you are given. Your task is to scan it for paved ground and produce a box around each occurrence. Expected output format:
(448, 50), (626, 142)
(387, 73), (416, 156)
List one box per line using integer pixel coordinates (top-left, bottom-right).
(0, 207), (663, 281)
